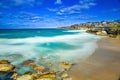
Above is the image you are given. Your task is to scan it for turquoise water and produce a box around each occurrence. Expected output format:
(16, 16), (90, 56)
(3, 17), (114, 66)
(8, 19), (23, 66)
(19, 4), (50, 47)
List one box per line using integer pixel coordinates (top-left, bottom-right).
(0, 29), (101, 68)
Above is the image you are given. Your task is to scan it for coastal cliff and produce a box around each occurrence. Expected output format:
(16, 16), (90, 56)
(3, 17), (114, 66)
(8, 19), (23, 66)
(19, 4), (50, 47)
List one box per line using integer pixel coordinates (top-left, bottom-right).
(59, 20), (120, 39)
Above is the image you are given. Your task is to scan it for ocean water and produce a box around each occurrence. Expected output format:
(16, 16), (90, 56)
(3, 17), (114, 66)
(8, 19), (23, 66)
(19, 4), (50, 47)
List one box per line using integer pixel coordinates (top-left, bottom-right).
(0, 29), (101, 70)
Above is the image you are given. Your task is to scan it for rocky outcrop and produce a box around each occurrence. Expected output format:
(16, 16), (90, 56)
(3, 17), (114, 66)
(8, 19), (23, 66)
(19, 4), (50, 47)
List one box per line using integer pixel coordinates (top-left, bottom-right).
(36, 73), (55, 80)
(0, 64), (14, 72)
(16, 74), (34, 80)
(29, 63), (46, 74)
(0, 60), (73, 80)
(60, 62), (71, 70)
(116, 35), (120, 39)
(96, 31), (107, 36)
(0, 72), (14, 80)
(11, 73), (18, 80)
(0, 60), (10, 64)
(22, 60), (34, 66)
(0, 60), (14, 72)
(61, 72), (69, 78)
(61, 72), (72, 80)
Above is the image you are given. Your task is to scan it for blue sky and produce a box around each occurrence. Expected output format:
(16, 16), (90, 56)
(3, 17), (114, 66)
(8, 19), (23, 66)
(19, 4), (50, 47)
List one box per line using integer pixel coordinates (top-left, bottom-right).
(0, 0), (120, 28)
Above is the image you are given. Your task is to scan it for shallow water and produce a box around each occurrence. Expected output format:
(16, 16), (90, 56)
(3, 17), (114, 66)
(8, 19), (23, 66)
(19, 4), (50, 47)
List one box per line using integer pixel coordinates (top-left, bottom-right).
(0, 29), (101, 71)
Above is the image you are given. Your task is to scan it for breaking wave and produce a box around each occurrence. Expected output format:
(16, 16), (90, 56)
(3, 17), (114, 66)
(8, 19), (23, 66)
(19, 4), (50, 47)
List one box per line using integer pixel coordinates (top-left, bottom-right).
(0, 30), (101, 65)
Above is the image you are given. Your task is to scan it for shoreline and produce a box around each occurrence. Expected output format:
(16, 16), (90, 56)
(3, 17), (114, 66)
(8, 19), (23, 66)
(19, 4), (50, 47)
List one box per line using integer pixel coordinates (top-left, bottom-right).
(0, 31), (120, 79)
(69, 37), (120, 80)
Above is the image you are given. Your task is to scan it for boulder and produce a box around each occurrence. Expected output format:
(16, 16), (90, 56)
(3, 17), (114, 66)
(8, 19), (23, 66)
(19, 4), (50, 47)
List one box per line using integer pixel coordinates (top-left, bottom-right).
(36, 73), (55, 80)
(22, 60), (34, 66)
(0, 72), (14, 80)
(61, 72), (69, 78)
(116, 35), (120, 39)
(0, 60), (10, 64)
(96, 31), (101, 35)
(60, 62), (71, 70)
(0, 60), (14, 72)
(11, 73), (18, 80)
(96, 31), (107, 36)
(32, 73), (39, 79)
(109, 34), (116, 38)
(102, 31), (107, 34)
(0, 64), (14, 72)
(16, 74), (34, 80)
(29, 63), (46, 74)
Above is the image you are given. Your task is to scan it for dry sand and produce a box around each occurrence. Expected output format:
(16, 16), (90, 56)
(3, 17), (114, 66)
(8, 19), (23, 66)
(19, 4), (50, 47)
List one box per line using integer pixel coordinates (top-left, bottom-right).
(69, 37), (120, 80)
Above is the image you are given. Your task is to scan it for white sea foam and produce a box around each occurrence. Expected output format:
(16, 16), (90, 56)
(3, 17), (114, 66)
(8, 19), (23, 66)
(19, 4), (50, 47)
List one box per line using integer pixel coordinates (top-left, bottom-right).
(63, 30), (86, 32)
(0, 32), (100, 44)
(55, 41), (98, 62)
(0, 31), (101, 65)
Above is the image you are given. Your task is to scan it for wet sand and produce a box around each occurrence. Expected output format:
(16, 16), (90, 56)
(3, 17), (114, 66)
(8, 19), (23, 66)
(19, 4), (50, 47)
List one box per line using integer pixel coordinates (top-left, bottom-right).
(69, 37), (120, 80)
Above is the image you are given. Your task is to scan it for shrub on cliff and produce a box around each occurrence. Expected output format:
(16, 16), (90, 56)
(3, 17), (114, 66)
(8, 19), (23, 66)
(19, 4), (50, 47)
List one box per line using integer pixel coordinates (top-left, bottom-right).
(110, 24), (120, 35)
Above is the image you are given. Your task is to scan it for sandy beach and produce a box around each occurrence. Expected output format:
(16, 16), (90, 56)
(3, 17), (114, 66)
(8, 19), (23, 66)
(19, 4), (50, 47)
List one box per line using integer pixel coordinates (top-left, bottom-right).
(69, 37), (120, 80)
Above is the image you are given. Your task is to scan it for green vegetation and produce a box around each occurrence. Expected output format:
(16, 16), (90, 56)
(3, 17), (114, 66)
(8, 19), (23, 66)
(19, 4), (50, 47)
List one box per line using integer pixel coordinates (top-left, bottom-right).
(110, 24), (120, 35)
(108, 24), (120, 39)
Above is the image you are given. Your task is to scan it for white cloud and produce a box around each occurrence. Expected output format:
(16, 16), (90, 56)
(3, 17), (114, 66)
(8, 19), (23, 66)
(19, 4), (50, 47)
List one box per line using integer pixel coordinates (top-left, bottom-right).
(13, 0), (35, 7)
(73, 15), (97, 19)
(47, 8), (58, 12)
(56, 0), (96, 15)
(55, 0), (62, 4)
(0, 0), (43, 9)
(79, 0), (94, 4)
(57, 12), (63, 15)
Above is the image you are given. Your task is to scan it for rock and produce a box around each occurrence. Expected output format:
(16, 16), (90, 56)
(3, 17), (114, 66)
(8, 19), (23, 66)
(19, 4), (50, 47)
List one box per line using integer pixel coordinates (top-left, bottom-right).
(0, 60), (10, 64)
(60, 62), (71, 70)
(96, 31), (101, 35)
(86, 30), (98, 34)
(55, 71), (62, 74)
(16, 74), (34, 80)
(0, 72), (14, 80)
(22, 60), (34, 66)
(40, 73), (55, 78)
(55, 71), (63, 80)
(61, 72), (72, 80)
(11, 73), (18, 80)
(32, 73), (40, 79)
(36, 73), (55, 80)
(62, 77), (72, 80)
(116, 35), (120, 39)
(61, 72), (69, 78)
(29, 63), (46, 74)
(0, 64), (14, 72)
(109, 34), (116, 38)
(118, 77), (120, 80)
(47, 63), (53, 67)
(0, 60), (14, 72)
(96, 31), (107, 36)
(102, 31), (107, 34)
